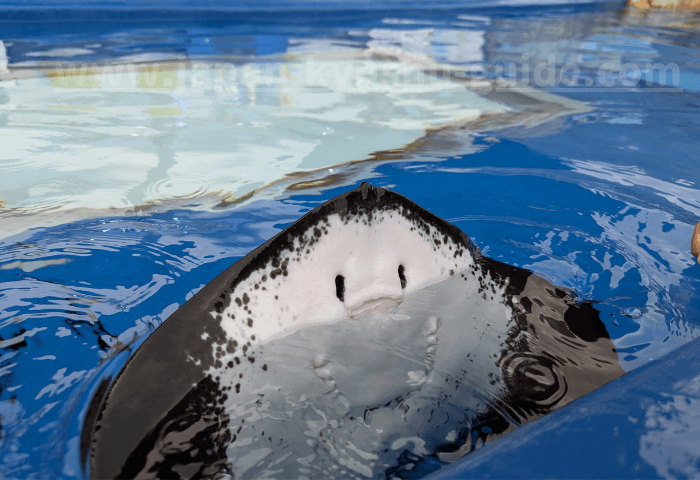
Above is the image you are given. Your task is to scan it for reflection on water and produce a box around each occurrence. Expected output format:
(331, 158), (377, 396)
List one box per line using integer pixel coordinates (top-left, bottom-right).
(641, 373), (700, 479)
(0, 56), (508, 211)
(6, 4), (700, 237)
(0, 53), (598, 239)
(0, 3), (699, 479)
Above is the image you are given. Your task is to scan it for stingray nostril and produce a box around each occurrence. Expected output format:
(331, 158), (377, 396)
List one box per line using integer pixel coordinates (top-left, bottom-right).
(398, 264), (407, 289)
(335, 275), (345, 302)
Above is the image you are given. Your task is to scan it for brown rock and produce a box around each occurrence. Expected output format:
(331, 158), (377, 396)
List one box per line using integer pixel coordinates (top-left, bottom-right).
(629, 0), (700, 10)
(692, 221), (700, 260)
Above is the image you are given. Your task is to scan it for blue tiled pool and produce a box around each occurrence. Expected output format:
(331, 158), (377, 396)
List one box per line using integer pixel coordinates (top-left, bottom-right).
(1, 1), (699, 478)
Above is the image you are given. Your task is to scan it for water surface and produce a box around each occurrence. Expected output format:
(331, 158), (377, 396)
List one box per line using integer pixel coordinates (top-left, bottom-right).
(1, 2), (700, 479)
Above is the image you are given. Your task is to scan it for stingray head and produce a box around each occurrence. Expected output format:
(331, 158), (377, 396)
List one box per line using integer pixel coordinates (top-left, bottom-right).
(221, 184), (479, 342)
(332, 222), (441, 318)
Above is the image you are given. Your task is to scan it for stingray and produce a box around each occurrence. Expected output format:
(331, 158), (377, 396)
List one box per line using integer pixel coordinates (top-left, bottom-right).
(84, 183), (624, 479)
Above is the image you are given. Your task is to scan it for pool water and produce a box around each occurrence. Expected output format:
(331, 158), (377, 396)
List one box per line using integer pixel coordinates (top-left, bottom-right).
(1, 1), (700, 479)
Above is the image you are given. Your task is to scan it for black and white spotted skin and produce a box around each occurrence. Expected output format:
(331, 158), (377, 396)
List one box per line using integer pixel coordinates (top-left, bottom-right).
(85, 183), (624, 479)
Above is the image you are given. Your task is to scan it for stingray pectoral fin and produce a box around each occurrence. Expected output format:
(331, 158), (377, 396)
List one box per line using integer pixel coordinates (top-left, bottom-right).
(90, 269), (237, 479)
(480, 256), (625, 419)
(477, 257), (531, 297)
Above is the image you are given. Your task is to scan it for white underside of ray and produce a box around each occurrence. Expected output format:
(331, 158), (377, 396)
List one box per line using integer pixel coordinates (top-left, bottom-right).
(216, 261), (513, 479)
(193, 205), (518, 478)
(216, 208), (473, 345)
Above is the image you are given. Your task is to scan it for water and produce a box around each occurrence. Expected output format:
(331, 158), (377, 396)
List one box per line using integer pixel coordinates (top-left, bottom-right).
(1, 2), (700, 479)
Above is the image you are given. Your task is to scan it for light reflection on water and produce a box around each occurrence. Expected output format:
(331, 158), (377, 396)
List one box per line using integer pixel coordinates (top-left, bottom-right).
(0, 3), (699, 479)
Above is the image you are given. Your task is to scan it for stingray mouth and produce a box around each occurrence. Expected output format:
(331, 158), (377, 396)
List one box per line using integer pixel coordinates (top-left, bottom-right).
(335, 265), (408, 317)
(346, 295), (404, 317)
(336, 271), (406, 318)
